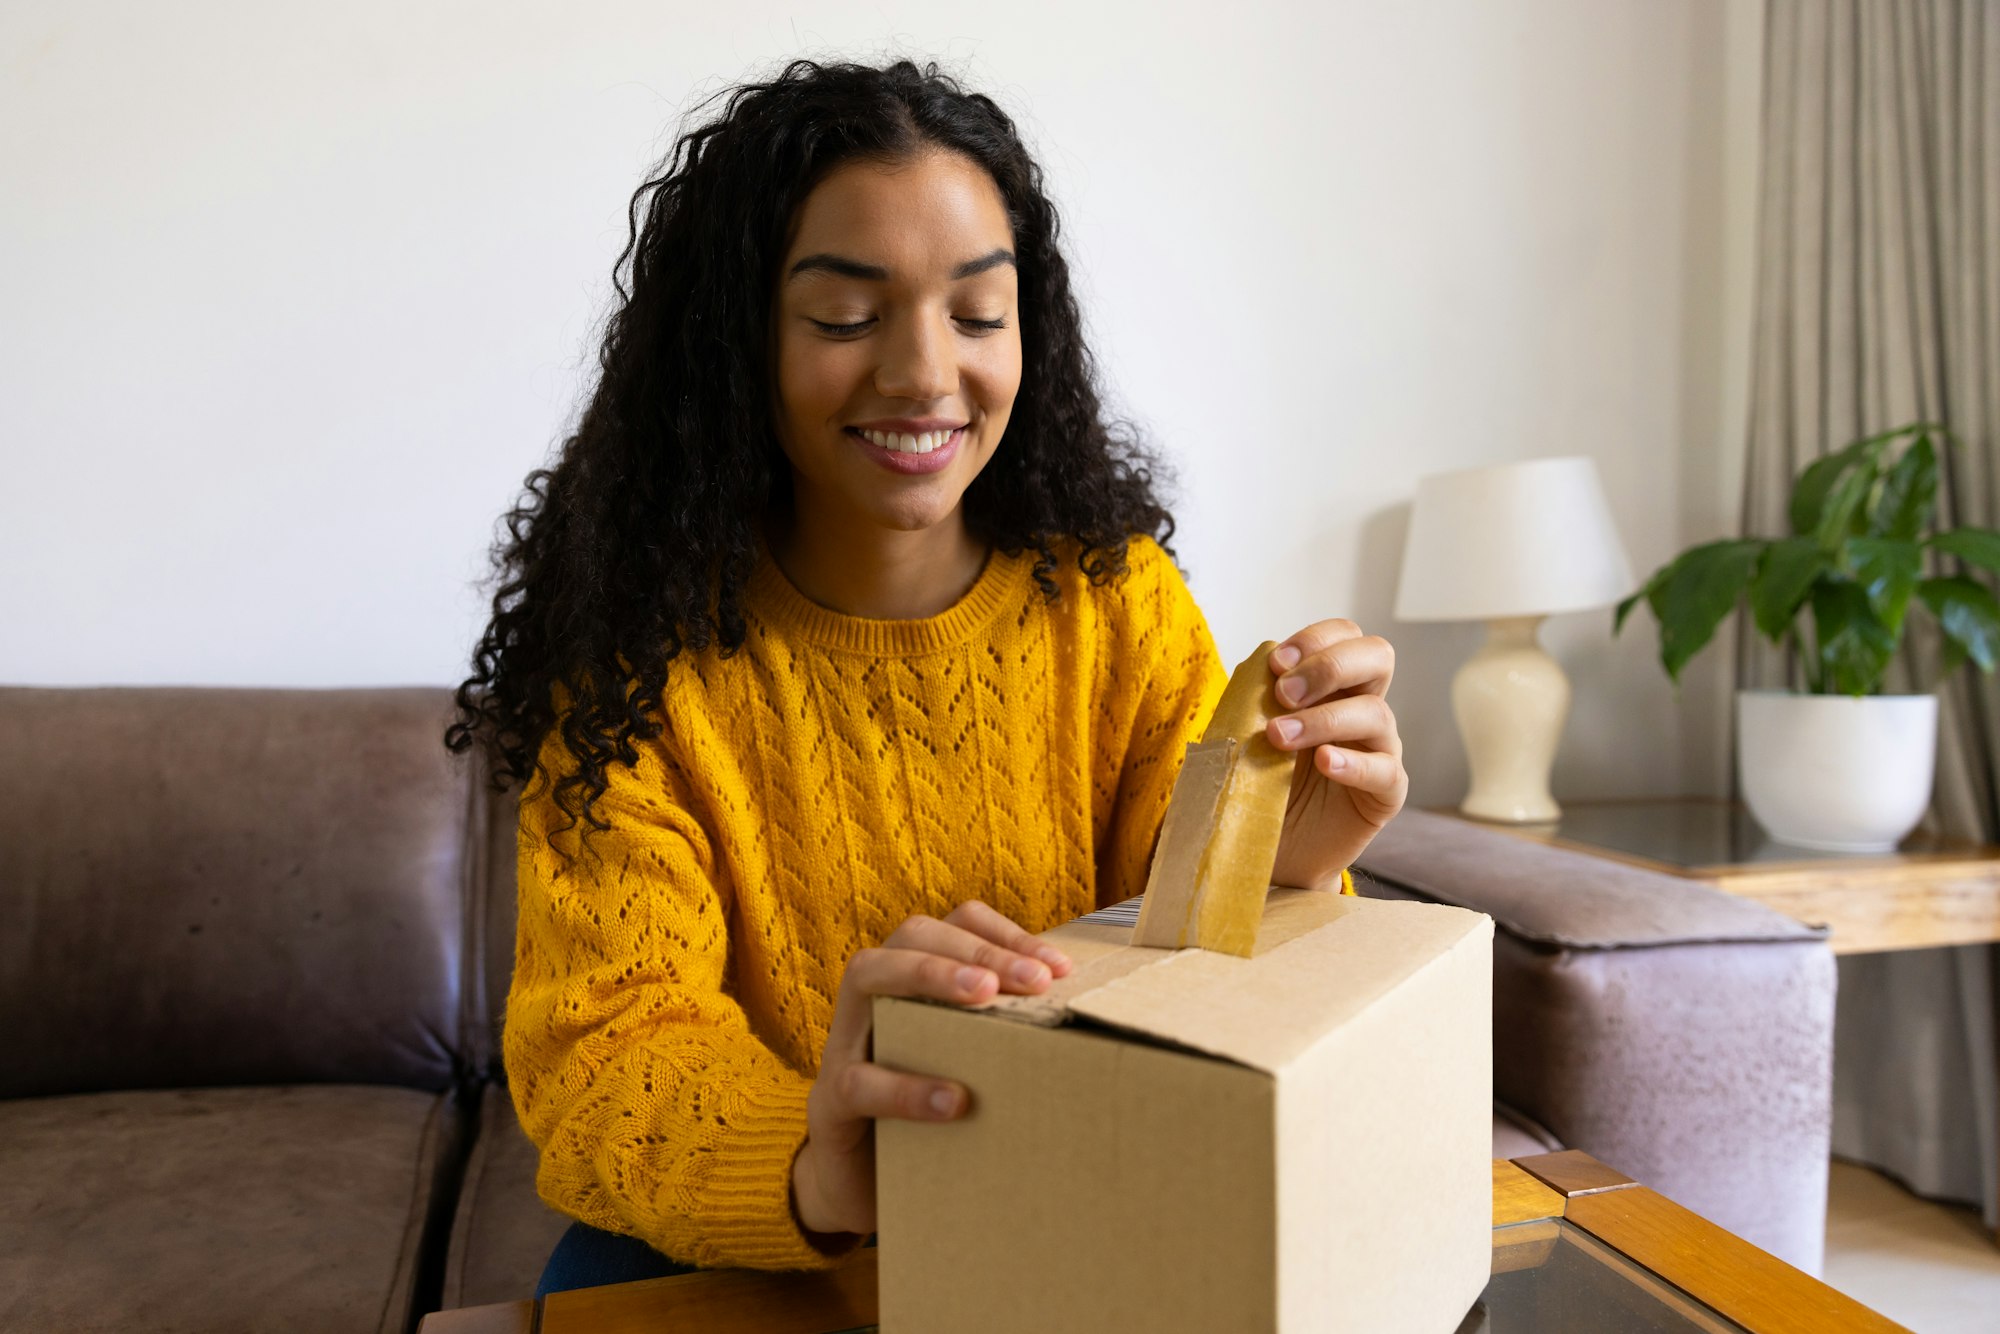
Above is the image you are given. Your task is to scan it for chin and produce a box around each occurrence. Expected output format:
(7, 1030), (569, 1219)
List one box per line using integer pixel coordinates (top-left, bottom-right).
(872, 499), (962, 533)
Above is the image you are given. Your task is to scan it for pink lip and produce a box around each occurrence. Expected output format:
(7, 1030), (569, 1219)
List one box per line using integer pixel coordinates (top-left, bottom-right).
(846, 426), (963, 476)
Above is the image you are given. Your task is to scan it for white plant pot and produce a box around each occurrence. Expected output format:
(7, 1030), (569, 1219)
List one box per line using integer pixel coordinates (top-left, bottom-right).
(1736, 689), (1937, 853)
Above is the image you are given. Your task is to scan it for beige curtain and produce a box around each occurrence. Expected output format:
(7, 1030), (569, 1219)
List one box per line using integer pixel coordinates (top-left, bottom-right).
(1741, 0), (2000, 1226)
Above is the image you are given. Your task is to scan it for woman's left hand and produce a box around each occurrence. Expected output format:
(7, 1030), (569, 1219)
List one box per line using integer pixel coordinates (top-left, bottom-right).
(1262, 620), (1409, 890)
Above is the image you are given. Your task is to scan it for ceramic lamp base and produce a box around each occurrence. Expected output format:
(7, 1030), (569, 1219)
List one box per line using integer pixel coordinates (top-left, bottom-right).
(1453, 616), (1568, 824)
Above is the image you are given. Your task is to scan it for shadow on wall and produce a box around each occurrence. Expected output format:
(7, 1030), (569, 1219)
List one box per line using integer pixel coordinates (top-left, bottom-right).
(1355, 501), (1479, 812)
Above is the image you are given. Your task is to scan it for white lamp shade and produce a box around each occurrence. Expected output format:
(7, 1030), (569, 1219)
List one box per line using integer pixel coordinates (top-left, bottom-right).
(1394, 456), (1634, 622)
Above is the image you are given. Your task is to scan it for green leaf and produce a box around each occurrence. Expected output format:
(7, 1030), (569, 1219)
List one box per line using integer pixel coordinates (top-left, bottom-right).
(1931, 528), (2000, 577)
(1848, 537), (1924, 635)
(1613, 565), (1669, 636)
(1790, 450), (1855, 538)
(1918, 575), (2000, 673)
(1810, 578), (1899, 695)
(1941, 635), (1970, 678)
(1815, 461), (1879, 548)
(1790, 435), (1887, 536)
(1748, 537), (1829, 642)
(1648, 540), (1765, 682)
(1871, 433), (1938, 539)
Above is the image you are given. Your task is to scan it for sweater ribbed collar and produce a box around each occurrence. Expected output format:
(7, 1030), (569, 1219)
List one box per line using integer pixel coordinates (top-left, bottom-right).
(746, 540), (1033, 655)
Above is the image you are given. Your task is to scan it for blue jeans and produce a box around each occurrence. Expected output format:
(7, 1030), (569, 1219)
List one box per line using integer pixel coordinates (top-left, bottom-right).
(534, 1221), (878, 1298)
(535, 1221), (698, 1297)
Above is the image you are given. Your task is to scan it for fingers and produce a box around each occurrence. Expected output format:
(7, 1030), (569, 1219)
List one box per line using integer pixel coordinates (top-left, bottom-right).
(943, 900), (1073, 977)
(825, 914), (1063, 1061)
(1310, 743), (1406, 795)
(1267, 619), (1364, 674)
(830, 1059), (970, 1124)
(842, 945), (1007, 1009)
(1267, 693), (1401, 758)
(1269, 629), (1394, 710)
(881, 903), (1070, 979)
(822, 944), (988, 1062)
(823, 902), (1067, 1070)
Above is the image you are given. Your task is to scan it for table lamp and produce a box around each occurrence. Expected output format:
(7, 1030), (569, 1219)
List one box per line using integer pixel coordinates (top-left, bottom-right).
(1394, 457), (1633, 823)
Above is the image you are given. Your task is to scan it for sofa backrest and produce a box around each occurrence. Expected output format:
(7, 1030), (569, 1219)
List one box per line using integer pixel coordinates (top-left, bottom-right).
(0, 686), (490, 1098)
(472, 782), (520, 1081)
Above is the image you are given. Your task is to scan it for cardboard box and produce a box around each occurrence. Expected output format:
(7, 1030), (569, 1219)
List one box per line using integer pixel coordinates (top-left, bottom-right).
(875, 889), (1493, 1333)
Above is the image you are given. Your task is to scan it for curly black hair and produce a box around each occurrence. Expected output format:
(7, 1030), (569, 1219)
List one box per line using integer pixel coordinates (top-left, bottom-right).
(446, 57), (1176, 838)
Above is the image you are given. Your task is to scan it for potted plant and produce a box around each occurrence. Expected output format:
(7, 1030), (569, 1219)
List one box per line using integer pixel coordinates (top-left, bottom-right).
(1615, 423), (2000, 851)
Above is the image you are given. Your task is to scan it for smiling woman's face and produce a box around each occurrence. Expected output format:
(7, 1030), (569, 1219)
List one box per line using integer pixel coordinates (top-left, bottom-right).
(771, 150), (1023, 538)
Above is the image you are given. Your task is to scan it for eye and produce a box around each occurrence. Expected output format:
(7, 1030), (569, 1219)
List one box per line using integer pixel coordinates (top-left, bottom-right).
(808, 317), (874, 336)
(955, 316), (1008, 334)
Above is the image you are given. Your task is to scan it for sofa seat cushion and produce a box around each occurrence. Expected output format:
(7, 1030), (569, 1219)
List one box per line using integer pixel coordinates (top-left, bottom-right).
(0, 1084), (457, 1334)
(1492, 1102), (1564, 1161)
(443, 1083), (572, 1308)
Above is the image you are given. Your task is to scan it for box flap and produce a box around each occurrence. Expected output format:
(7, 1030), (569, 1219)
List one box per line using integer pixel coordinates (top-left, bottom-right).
(980, 890), (1491, 1074)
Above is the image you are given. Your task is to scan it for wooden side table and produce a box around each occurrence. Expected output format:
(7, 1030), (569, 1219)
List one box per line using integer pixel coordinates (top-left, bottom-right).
(1458, 796), (2000, 954)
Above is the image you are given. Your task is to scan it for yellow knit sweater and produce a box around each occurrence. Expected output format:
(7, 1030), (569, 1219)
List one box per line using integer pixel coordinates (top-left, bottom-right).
(505, 537), (1246, 1270)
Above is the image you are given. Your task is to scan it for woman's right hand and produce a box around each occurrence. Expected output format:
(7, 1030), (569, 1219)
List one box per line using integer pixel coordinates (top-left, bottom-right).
(790, 899), (1072, 1240)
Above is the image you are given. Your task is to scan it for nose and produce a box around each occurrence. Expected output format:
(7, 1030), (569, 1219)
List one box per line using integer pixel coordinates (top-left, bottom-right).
(874, 308), (957, 403)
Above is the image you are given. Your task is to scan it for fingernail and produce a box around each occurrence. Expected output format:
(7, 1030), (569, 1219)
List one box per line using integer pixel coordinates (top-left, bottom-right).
(1274, 717), (1303, 744)
(1277, 675), (1305, 706)
(1009, 958), (1048, 987)
(956, 965), (990, 993)
(1324, 748), (1348, 773)
(930, 1086), (959, 1116)
(1036, 945), (1070, 972)
(1272, 644), (1301, 671)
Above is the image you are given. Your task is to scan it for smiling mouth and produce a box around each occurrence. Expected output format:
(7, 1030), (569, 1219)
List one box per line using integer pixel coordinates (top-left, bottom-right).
(849, 426), (962, 455)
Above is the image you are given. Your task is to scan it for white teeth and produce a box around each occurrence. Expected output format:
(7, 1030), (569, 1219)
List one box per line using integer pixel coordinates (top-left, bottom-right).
(857, 427), (957, 454)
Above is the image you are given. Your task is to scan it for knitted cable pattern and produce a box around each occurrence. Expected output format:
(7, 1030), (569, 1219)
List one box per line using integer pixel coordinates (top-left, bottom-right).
(504, 536), (1226, 1268)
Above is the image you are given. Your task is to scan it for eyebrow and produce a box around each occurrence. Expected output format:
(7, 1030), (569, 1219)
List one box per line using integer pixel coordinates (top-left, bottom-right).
(786, 248), (1017, 282)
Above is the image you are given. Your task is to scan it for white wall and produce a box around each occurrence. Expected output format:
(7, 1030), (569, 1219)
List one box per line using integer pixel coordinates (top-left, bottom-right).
(0, 0), (1761, 808)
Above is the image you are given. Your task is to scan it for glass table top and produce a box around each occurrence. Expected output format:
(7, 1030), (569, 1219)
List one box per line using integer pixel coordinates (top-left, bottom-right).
(1503, 798), (1942, 871)
(1468, 1219), (1749, 1333)
(830, 1219), (1749, 1334)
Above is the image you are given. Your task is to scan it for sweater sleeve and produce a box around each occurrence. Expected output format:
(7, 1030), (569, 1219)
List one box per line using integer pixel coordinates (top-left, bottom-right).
(1095, 540), (1230, 906)
(503, 728), (854, 1271)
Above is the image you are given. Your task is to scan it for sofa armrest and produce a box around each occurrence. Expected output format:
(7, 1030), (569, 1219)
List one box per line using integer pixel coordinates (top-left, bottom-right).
(1355, 810), (1836, 1275)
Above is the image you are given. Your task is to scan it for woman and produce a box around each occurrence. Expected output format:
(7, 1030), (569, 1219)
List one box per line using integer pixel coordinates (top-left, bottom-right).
(447, 57), (1407, 1295)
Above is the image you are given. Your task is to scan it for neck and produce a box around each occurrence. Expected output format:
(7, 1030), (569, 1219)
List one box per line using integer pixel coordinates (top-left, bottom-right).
(770, 506), (988, 620)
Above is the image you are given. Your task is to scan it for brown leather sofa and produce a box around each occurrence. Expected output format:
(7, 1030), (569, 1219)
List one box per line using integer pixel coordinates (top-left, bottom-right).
(0, 687), (1835, 1331)
(0, 686), (562, 1334)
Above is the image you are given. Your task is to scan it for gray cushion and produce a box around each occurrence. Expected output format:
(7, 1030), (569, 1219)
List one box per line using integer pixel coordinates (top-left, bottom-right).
(1492, 1103), (1564, 1160)
(1356, 809), (1826, 949)
(442, 1083), (572, 1308)
(0, 1084), (457, 1334)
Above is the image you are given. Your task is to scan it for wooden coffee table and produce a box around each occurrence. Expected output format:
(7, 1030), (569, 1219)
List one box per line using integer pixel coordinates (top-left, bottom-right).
(417, 1151), (1905, 1333)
